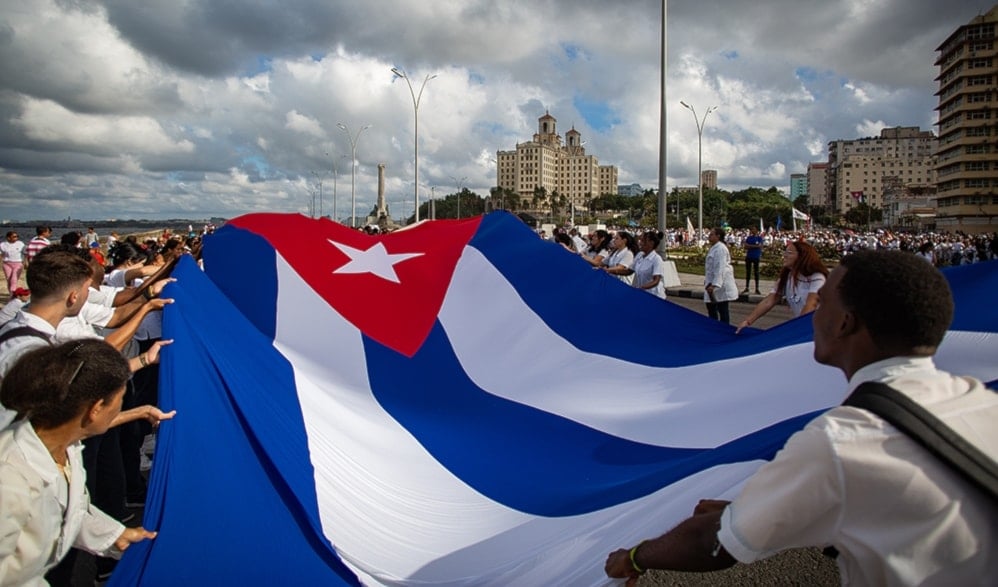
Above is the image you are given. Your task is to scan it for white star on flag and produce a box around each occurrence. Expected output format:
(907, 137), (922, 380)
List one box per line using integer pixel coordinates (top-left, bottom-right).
(328, 240), (424, 283)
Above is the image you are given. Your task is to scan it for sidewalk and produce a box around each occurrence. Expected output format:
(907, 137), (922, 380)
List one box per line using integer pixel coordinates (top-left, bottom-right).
(668, 272), (777, 304)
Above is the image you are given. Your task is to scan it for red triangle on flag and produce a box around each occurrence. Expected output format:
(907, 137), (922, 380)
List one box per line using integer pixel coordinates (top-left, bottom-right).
(231, 214), (482, 356)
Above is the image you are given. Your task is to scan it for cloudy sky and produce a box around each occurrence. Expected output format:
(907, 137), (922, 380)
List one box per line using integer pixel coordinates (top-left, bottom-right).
(0, 0), (992, 221)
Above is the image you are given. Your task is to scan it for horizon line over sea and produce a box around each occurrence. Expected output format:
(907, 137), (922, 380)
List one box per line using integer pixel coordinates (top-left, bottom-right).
(1, 219), (224, 241)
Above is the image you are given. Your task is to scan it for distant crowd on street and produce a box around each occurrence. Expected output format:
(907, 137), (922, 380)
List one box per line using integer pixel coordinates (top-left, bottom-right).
(672, 226), (997, 266)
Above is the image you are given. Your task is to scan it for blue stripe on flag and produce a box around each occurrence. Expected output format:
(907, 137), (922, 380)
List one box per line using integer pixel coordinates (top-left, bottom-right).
(110, 257), (359, 586)
(365, 320), (822, 516)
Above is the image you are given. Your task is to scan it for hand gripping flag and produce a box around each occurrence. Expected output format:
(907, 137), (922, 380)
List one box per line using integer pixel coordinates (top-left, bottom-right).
(111, 212), (998, 586)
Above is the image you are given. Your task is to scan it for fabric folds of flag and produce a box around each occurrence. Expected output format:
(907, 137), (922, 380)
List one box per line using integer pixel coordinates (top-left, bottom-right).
(111, 212), (998, 586)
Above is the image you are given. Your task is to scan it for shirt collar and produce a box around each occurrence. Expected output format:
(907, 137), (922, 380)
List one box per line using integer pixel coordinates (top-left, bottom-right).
(11, 420), (61, 484)
(847, 355), (937, 393)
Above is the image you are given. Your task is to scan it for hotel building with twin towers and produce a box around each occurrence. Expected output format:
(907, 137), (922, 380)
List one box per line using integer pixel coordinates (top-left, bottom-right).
(496, 112), (618, 212)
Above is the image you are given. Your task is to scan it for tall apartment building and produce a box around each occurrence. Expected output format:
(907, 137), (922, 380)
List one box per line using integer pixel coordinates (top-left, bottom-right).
(934, 5), (998, 233)
(790, 174), (807, 200)
(825, 127), (938, 217)
(807, 162), (829, 207)
(701, 169), (717, 190)
(496, 112), (618, 211)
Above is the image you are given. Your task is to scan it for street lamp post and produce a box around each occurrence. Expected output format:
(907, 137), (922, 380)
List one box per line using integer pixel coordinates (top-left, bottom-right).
(449, 175), (467, 219)
(680, 101), (717, 246)
(333, 157), (338, 222)
(392, 67), (437, 223)
(333, 154), (349, 223)
(310, 171), (324, 219)
(320, 153), (330, 217)
(337, 123), (370, 228)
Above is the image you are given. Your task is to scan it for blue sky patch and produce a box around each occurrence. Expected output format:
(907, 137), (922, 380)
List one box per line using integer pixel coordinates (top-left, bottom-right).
(561, 43), (587, 62)
(572, 96), (619, 133)
(242, 55), (273, 77)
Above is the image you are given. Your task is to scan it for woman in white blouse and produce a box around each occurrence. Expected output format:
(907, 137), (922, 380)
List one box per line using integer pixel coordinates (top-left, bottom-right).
(628, 231), (667, 298)
(582, 230), (612, 268)
(736, 240), (829, 333)
(602, 231), (637, 285)
(0, 340), (160, 583)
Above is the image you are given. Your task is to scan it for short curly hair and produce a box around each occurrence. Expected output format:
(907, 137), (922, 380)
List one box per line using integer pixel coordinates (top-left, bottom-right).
(838, 250), (953, 352)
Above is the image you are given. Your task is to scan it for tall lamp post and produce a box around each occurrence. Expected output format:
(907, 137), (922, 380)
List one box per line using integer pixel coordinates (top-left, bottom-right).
(680, 101), (717, 246)
(449, 175), (467, 219)
(310, 171), (325, 219)
(658, 0), (668, 254)
(338, 123), (370, 228)
(391, 67), (437, 223)
(330, 154), (348, 223)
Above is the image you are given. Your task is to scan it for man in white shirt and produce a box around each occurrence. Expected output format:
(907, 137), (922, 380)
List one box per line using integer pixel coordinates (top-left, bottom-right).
(703, 227), (738, 324)
(606, 250), (996, 586)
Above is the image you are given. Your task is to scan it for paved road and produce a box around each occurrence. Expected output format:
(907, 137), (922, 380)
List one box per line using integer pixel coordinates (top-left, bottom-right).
(666, 292), (795, 330)
(639, 547), (839, 586)
(665, 271), (796, 331)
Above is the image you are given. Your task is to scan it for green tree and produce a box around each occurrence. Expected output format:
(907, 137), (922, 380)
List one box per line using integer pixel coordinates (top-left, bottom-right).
(549, 190), (567, 220)
(843, 202), (883, 228)
(531, 186), (548, 211)
(507, 190), (521, 212)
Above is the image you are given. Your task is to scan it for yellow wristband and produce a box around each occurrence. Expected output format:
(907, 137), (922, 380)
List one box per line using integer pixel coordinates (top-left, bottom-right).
(629, 541), (646, 574)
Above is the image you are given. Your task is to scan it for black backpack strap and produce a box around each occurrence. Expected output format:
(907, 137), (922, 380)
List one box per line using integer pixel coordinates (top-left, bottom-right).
(0, 326), (52, 346)
(843, 381), (998, 501)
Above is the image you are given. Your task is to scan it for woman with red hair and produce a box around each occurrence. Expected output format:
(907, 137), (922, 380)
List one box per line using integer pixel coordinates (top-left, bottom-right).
(735, 240), (829, 333)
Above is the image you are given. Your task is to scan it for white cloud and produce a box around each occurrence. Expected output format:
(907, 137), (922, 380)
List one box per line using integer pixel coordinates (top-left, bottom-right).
(14, 98), (195, 155)
(0, 0), (984, 220)
(285, 110), (325, 138)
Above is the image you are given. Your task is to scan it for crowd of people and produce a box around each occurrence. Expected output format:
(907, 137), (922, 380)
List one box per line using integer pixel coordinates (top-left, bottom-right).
(0, 226), (199, 585)
(550, 227), (669, 299)
(673, 225), (998, 267)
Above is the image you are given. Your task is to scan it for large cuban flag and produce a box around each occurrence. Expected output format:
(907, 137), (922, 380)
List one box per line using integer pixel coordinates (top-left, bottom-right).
(111, 212), (998, 586)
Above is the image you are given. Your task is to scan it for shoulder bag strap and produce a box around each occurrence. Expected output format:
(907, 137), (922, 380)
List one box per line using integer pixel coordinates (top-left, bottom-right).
(843, 381), (998, 500)
(0, 326), (53, 346)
